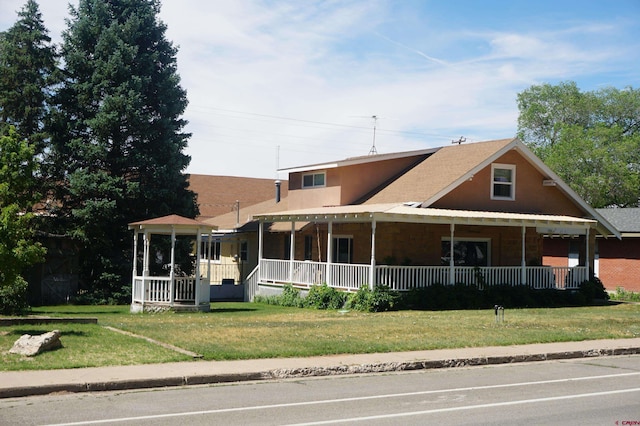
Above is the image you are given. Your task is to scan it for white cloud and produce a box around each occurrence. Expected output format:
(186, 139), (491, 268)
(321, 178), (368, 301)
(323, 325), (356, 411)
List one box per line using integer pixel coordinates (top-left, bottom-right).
(1, 0), (638, 178)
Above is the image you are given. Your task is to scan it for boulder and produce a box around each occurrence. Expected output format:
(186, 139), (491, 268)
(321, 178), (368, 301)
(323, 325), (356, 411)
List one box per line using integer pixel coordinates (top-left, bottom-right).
(9, 330), (62, 356)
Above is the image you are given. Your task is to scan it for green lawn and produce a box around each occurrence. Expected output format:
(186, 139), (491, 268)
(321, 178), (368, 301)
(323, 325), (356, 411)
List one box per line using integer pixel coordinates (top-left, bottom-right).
(1, 302), (639, 371)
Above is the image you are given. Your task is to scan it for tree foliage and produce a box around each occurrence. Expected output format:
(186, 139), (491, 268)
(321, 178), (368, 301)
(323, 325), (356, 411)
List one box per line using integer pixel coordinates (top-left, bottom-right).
(46, 0), (198, 301)
(0, 127), (45, 314)
(517, 82), (640, 208)
(0, 0), (58, 152)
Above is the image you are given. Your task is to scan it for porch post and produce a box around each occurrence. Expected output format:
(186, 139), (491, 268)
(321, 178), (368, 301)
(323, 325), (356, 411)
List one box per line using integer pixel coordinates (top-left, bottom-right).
(449, 223), (455, 285)
(585, 227), (590, 281)
(195, 229), (202, 305)
(258, 220), (264, 281)
(132, 231), (138, 304)
(143, 231), (150, 277)
(207, 232), (212, 283)
(326, 221), (333, 286)
(369, 219), (376, 290)
(521, 225), (527, 285)
(289, 221), (295, 283)
(169, 226), (176, 305)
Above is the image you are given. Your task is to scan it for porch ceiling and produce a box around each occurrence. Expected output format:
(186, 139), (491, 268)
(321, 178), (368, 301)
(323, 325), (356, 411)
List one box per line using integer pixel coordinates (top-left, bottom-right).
(253, 203), (597, 233)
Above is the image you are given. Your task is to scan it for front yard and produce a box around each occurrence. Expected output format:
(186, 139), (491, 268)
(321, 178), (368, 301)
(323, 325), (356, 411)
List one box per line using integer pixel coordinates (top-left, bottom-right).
(1, 302), (639, 371)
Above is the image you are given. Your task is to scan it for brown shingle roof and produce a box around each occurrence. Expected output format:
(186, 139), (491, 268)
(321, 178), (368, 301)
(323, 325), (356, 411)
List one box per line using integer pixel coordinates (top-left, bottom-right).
(187, 174), (288, 220)
(203, 197), (290, 230)
(364, 138), (516, 205)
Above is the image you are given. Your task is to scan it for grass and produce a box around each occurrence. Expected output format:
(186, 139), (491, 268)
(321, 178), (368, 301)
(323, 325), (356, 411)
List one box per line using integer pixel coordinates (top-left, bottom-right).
(1, 302), (639, 371)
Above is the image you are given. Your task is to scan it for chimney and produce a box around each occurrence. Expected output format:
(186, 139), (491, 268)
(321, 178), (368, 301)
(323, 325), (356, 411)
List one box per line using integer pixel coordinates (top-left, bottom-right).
(275, 180), (281, 203)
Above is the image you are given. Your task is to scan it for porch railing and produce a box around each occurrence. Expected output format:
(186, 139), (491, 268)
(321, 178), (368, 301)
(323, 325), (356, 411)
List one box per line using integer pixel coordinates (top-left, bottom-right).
(257, 259), (587, 291)
(132, 276), (210, 305)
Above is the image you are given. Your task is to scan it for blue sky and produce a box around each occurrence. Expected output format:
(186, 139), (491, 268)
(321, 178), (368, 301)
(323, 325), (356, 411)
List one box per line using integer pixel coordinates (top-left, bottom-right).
(1, 0), (639, 178)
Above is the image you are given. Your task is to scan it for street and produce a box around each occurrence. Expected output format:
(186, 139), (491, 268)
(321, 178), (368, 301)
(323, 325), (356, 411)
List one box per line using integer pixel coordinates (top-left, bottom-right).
(1, 355), (639, 425)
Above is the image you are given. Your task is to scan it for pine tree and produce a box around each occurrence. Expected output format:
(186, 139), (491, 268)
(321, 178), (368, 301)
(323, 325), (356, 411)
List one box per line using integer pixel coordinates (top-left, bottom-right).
(50, 0), (198, 302)
(0, 0), (58, 152)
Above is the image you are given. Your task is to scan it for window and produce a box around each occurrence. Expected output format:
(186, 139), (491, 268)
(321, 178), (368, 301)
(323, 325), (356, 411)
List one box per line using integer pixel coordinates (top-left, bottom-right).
(200, 239), (221, 261)
(491, 164), (515, 200)
(441, 239), (490, 266)
(240, 241), (248, 261)
(302, 172), (326, 188)
(332, 236), (353, 264)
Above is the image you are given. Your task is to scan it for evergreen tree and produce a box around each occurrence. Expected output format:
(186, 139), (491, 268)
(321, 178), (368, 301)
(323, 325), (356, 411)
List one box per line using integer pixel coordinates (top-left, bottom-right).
(50, 0), (198, 302)
(0, 0), (58, 152)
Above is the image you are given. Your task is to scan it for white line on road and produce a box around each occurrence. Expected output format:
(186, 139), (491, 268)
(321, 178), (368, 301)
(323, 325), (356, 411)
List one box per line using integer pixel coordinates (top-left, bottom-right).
(43, 371), (640, 426)
(286, 387), (640, 425)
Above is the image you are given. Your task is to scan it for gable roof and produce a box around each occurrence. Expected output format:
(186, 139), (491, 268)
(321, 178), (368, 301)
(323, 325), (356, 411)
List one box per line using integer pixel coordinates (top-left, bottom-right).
(187, 174), (288, 220)
(128, 214), (216, 234)
(203, 197), (293, 232)
(596, 208), (640, 235)
(363, 138), (514, 205)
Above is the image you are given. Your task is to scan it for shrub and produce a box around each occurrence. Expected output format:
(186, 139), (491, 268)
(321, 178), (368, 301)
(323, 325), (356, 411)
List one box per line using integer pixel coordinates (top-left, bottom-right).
(347, 285), (399, 312)
(279, 284), (304, 307)
(611, 287), (640, 302)
(305, 283), (347, 309)
(0, 276), (30, 316)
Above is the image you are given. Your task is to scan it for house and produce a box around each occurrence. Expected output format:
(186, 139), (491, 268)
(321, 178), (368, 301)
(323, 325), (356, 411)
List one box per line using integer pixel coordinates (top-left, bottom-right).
(543, 208), (639, 293)
(595, 208), (639, 292)
(234, 138), (618, 300)
(187, 174), (288, 220)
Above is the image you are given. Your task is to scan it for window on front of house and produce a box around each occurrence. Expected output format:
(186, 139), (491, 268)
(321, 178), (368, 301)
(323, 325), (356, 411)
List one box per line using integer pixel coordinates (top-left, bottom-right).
(240, 241), (248, 261)
(200, 239), (221, 261)
(304, 235), (313, 260)
(302, 172), (326, 188)
(441, 239), (490, 267)
(491, 164), (515, 200)
(332, 236), (353, 264)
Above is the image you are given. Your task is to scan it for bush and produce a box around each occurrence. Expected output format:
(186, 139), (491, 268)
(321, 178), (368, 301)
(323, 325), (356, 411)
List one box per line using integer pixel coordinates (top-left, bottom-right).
(347, 285), (400, 312)
(0, 276), (30, 316)
(305, 283), (347, 309)
(611, 287), (640, 302)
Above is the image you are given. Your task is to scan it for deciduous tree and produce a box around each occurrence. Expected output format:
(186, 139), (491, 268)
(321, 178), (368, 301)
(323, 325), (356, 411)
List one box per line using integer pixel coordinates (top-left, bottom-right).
(517, 82), (640, 208)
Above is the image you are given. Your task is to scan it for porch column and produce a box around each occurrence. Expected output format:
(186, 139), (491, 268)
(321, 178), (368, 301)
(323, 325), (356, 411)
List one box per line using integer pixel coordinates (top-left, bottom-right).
(195, 229), (202, 305)
(143, 231), (150, 277)
(207, 232), (212, 282)
(132, 232), (138, 304)
(289, 221), (295, 283)
(169, 226), (176, 305)
(585, 227), (590, 280)
(326, 221), (333, 286)
(258, 220), (264, 281)
(521, 225), (527, 285)
(449, 223), (455, 285)
(369, 219), (377, 290)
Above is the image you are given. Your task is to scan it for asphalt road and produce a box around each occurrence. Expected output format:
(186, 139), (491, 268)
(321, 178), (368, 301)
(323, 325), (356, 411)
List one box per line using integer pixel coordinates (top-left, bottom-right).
(1, 356), (639, 426)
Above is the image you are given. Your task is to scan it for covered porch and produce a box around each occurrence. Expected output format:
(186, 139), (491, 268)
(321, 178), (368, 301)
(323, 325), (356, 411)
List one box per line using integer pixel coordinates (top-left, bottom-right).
(128, 215), (217, 312)
(252, 205), (597, 294)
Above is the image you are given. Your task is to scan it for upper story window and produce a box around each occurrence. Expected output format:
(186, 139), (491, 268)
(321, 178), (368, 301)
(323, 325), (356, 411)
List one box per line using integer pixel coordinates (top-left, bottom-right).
(491, 164), (515, 200)
(302, 172), (326, 188)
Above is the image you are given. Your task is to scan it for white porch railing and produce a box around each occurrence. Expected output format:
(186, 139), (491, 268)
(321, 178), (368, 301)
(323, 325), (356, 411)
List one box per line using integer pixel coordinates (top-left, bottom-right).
(132, 276), (210, 305)
(257, 259), (588, 291)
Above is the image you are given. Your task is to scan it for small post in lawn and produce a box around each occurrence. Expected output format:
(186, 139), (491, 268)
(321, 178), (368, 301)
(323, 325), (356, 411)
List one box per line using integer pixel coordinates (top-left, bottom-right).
(494, 305), (504, 324)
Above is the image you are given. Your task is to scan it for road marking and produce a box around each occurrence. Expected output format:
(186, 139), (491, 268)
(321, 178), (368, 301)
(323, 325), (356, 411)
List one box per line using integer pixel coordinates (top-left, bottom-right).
(287, 387), (640, 425)
(43, 371), (640, 426)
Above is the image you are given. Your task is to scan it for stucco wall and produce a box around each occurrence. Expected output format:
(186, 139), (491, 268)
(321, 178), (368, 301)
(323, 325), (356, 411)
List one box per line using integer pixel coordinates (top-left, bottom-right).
(433, 150), (584, 216)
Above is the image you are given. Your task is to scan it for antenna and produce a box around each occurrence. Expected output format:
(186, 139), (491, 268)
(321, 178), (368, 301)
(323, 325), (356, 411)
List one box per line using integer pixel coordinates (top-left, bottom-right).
(452, 136), (467, 145)
(369, 115), (378, 155)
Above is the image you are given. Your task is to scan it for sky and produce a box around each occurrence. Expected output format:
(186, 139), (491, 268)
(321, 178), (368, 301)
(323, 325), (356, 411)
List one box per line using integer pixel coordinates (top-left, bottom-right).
(1, 0), (639, 179)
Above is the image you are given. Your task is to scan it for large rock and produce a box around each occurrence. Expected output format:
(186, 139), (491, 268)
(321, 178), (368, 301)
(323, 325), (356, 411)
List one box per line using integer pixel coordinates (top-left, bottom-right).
(9, 330), (62, 356)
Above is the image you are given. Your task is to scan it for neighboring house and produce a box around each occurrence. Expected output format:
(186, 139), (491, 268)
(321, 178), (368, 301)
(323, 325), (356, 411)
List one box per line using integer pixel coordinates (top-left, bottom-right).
(596, 208), (640, 292)
(187, 174), (288, 220)
(233, 138), (618, 300)
(544, 208), (639, 292)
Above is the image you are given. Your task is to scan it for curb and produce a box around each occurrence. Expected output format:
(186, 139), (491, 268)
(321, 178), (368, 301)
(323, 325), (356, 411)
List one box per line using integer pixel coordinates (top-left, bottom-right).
(2, 346), (639, 399)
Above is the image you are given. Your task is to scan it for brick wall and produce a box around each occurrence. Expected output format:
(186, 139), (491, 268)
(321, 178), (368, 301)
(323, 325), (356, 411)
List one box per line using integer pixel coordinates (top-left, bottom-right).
(597, 238), (640, 292)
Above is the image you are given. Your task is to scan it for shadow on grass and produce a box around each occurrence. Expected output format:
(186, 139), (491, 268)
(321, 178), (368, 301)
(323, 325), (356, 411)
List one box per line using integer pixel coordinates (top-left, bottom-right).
(207, 307), (258, 313)
(9, 329), (88, 337)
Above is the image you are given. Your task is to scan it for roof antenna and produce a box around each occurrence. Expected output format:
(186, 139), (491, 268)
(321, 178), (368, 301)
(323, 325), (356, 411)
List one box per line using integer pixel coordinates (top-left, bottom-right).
(368, 115), (378, 155)
(452, 136), (467, 145)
